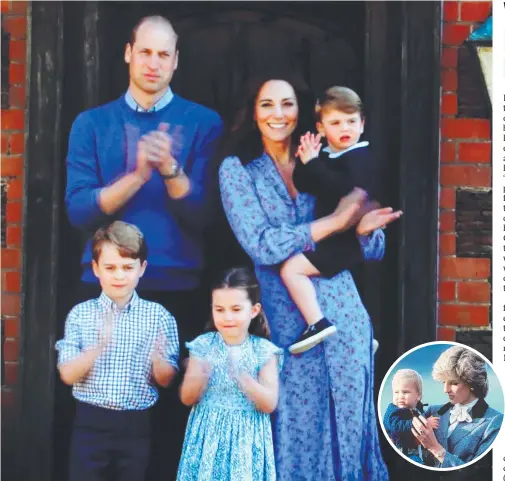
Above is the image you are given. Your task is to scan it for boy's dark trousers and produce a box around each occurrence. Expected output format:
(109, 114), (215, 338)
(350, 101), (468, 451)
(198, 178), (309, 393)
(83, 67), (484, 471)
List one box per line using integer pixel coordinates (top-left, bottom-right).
(69, 401), (151, 481)
(75, 282), (209, 481)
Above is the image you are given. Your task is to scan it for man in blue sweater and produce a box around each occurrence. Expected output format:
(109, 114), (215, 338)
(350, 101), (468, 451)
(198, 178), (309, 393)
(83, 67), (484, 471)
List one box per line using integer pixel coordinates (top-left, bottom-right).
(65, 15), (223, 480)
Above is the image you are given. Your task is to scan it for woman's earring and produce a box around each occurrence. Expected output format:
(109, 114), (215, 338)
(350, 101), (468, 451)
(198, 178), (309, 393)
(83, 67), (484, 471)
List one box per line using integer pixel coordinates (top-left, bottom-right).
(470, 387), (474, 391)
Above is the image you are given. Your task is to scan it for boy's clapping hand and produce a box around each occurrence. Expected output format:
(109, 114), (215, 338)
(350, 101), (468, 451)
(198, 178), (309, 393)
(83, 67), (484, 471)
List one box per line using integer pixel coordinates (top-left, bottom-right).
(97, 308), (114, 351)
(151, 330), (167, 361)
(296, 132), (322, 164)
(151, 330), (178, 387)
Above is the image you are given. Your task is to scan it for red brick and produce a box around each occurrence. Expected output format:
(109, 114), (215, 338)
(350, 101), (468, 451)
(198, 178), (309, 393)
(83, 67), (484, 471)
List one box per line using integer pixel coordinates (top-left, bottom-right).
(3, 338), (19, 361)
(1, 294), (20, 316)
(441, 47), (458, 69)
(441, 69), (458, 91)
(441, 118), (490, 139)
(1, 156), (23, 176)
(439, 304), (488, 326)
(4, 271), (21, 292)
(6, 226), (22, 246)
(1, 248), (21, 268)
(440, 142), (456, 163)
(439, 233), (456, 255)
(440, 165), (491, 187)
(441, 93), (457, 115)
(442, 24), (471, 46)
(440, 187), (456, 209)
(9, 40), (26, 62)
(9, 85), (26, 108)
(9, 132), (24, 154)
(6, 178), (23, 200)
(439, 210), (455, 232)
(443, 2), (459, 21)
(437, 327), (456, 341)
(10, 1), (28, 14)
(0, 109), (24, 130)
(4, 362), (18, 385)
(458, 142), (491, 163)
(461, 2), (491, 22)
(1, 132), (9, 153)
(5, 202), (22, 223)
(458, 281), (490, 303)
(1, 1), (10, 13)
(1, 389), (15, 410)
(439, 280), (456, 301)
(4, 318), (19, 338)
(439, 257), (490, 279)
(3, 16), (27, 39)
(9, 63), (26, 85)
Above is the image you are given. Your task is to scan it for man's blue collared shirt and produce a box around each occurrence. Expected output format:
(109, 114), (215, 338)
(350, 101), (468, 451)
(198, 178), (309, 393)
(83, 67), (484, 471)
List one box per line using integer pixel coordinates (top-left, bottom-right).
(125, 87), (174, 112)
(55, 291), (179, 410)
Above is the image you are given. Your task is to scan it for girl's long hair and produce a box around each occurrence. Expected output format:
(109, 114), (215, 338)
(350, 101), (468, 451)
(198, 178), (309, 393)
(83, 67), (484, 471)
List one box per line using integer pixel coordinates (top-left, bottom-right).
(220, 75), (315, 166)
(205, 267), (270, 340)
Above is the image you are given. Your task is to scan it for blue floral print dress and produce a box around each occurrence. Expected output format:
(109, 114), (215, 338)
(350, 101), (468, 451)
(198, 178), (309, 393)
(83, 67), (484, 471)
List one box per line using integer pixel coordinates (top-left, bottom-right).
(219, 154), (390, 481)
(176, 332), (283, 481)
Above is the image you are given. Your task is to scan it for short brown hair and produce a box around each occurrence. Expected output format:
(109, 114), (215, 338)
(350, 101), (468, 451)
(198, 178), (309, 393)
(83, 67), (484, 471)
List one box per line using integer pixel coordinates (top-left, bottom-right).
(130, 15), (178, 47)
(92, 221), (148, 263)
(315, 86), (363, 121)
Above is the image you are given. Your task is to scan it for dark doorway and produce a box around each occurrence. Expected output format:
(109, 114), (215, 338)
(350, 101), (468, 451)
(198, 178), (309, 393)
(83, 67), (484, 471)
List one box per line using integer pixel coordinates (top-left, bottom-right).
(20, 3), (441, 481)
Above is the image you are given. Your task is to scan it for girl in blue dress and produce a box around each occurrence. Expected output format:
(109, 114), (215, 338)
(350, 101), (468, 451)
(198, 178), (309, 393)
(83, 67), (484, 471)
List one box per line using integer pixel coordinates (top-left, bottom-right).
(176, 267), (283, 481)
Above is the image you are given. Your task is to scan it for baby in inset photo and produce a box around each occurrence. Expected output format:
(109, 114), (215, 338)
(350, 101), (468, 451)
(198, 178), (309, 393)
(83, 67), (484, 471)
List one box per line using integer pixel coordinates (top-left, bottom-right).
(383, 369), (439, 464)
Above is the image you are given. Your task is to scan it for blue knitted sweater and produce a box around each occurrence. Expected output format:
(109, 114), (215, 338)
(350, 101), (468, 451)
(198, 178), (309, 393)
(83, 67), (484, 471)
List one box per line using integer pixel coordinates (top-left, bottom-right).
(65, 94), (223, 290)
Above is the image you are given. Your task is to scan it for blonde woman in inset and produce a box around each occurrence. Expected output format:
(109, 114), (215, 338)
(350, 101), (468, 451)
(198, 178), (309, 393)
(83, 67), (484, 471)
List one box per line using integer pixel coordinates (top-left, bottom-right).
(412, 346), (503, 468)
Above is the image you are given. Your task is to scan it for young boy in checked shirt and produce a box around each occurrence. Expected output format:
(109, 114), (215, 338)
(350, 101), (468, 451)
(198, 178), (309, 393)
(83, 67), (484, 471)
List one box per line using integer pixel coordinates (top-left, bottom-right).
(55, 221), (179, 481)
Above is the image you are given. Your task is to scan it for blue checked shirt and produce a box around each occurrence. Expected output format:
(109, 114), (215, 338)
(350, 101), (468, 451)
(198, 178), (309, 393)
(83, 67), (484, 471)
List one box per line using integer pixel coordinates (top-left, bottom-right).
(55, 291), (179, 410)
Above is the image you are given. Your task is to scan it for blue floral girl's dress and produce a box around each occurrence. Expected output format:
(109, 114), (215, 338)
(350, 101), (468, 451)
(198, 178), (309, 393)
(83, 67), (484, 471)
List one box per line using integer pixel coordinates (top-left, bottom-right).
(176, 332), (283, 481)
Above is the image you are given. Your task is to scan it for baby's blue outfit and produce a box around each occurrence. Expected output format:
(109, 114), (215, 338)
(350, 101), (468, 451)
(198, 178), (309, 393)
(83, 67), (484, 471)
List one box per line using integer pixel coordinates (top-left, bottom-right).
(176, 332), (283, 481)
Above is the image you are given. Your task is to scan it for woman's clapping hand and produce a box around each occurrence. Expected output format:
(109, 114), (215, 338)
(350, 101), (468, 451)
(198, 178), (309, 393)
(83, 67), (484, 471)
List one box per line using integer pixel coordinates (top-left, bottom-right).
(356, 207), (403, 236)
(330, 187), (368, 232)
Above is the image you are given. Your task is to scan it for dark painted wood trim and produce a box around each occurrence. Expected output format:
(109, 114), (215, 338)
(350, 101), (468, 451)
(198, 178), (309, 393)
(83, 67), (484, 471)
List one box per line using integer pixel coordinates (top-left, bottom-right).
(364, 2), (403, 364)
(364, 1), (440, 361)
(397, 1), (440, 350)
(17, 3), (64, 481)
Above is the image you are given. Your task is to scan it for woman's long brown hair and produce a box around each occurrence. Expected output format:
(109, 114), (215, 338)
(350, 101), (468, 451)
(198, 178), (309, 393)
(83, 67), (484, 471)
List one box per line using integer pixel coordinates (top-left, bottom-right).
(220, 75), (315, 166)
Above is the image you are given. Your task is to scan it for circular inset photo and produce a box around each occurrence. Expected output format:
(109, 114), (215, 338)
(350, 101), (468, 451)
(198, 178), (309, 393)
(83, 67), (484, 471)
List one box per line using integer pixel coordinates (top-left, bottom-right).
(378, 342), (504, 470)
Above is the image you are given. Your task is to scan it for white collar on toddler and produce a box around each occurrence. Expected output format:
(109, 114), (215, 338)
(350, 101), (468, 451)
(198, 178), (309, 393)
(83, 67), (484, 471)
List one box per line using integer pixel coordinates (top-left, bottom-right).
(323, 141), (369, 159)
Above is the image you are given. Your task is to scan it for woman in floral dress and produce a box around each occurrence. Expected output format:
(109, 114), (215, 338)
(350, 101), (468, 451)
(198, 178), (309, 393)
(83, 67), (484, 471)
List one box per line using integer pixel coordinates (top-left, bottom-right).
(219, 78), (399, 480)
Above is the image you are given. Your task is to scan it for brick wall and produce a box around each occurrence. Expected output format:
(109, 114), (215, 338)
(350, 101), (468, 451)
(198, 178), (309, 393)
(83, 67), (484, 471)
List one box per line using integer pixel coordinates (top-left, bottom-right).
(437, 0), (492, 351)
(1, 0), (27, 470)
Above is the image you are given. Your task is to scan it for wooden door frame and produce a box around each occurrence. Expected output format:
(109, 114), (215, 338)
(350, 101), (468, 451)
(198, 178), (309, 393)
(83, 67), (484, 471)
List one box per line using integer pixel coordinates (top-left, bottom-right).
(16, 2), (440, 480)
